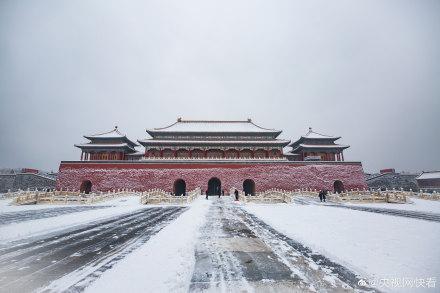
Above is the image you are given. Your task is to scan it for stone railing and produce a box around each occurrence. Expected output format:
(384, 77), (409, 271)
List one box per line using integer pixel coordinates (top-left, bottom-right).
(229, 188), (295, 203)
(13, 189), (138, 205)
(2, 188), (56, 199)
(228, 187), (430, 204)
(140, 188), (200, 204)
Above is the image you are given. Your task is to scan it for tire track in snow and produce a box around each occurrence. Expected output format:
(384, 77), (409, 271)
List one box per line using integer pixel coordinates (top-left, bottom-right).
(190, 198), (376, 292)
(0, 207), (187, 293)
(0, 206), (111, 226)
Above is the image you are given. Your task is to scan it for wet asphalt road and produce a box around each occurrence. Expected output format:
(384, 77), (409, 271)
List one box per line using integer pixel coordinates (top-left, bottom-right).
(0, 206), (186, 293)
(190, 199), (375, 292)
(0, 206), (111, 226)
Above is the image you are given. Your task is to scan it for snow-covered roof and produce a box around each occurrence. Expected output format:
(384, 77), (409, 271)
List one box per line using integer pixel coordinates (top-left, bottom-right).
(74, 143), (136, 152)
(289, 127), (342, 148)
(297, 144), (349, 149)
(125, 151), (145, 156)
(146, 119), (282, 135)
(83, 126), (138, 147)
(302, 127), (340, 140)
(416, 171), (440, 180)
(138, 139), (290, 146)
(291, 143), (349, 153)
(85, 126), (126, 139)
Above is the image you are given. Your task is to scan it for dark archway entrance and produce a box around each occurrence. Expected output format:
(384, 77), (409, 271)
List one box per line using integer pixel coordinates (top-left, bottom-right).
(243, 179), (255, 196)
(334, 180), (344, 193)
(174, 179), (186, 196)
(80, 180), (92, 194)
(207, 177), (221, 195)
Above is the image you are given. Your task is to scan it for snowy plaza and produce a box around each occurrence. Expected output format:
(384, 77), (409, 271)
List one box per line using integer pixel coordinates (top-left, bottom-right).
(0, 193), (439, 292)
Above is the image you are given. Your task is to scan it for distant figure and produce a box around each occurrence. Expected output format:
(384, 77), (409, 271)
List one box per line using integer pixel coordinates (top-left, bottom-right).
(318, 190), (324, 202)
(234, 189), (239, 201)
(222, 190), (225, 196)
(205, 190), (208, 200)
(322, 190), (327, 202)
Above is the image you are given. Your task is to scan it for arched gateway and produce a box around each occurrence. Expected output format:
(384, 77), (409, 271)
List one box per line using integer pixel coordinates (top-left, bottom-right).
(243, 179), (255, 196)
(334, 180), (345, 193)
(80, 180), (92, 194)
(207, 177), (221, 196)
(174, 179), (186, 196)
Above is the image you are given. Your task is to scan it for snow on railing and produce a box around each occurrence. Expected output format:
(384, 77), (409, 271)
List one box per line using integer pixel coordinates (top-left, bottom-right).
(229, 188), (296, 203)
(13, 188), (139, 205)
(140, 187), (201, 205)
(226, 187), (440, 204)
(292, 188), (412, 203)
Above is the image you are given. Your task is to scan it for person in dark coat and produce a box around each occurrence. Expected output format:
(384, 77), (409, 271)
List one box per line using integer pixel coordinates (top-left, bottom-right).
(318, 190), (323, 202)
(234, 189), (239, 201)
(205, 190), (208, 200)
(322, 190), (327, 202)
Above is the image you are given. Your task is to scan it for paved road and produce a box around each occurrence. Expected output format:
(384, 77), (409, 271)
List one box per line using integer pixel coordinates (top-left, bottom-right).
(0, 206), (187, 293)
(0, 206), (111, 226)
(190, 199), (375, 292)
(293, 197), (440, 223)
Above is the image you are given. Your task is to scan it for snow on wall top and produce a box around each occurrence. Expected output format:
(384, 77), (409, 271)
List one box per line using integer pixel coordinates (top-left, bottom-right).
(146, 119), (281, 134)
(416, 171), (440, 180)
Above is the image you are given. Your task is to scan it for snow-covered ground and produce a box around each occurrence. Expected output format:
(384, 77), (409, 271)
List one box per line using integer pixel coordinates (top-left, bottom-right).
(0, 196), (144, 242)
(1, 195), (439, 292)
(85, 197), (212, 293)
(245, 200), (440, 292)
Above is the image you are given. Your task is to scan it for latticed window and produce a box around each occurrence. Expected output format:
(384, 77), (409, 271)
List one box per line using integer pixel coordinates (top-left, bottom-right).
(240, 150), (253, 158)
(163, 149), (174, 158)
(192, 149), (204, 158)
(176, 149), (190, 158)
(254, 149), (266, 158)
(207, 149), (223, 158)
(226, 149), (239, 158)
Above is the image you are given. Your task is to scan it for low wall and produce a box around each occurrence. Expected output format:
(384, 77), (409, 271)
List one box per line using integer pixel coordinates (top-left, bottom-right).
(0, 173), (56, 193)
(56, 161), (367, 193)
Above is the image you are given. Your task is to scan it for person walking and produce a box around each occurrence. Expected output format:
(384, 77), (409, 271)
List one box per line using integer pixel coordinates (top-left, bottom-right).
(205, 190), (208, 200)
(234, 189), (239, 201)
(319, 190), (323, 202)
(322, 190), (327, 202)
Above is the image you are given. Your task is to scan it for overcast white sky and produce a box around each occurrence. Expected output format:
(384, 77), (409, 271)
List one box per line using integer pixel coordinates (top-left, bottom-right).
(0, 0), (439, 173)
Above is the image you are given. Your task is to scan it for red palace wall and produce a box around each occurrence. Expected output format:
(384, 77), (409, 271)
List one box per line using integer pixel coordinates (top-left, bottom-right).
(56, 161), (367, 193)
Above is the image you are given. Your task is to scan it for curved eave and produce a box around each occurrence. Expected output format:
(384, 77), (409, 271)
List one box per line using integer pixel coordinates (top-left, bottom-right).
(290, 144), (350, 153)
(288, 136), (341, 148)
(83, 136), (139, 147)
(74, 144), (136, 153)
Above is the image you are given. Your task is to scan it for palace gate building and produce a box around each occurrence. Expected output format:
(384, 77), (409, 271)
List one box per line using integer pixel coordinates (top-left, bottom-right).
(56, 119), (367, 195)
